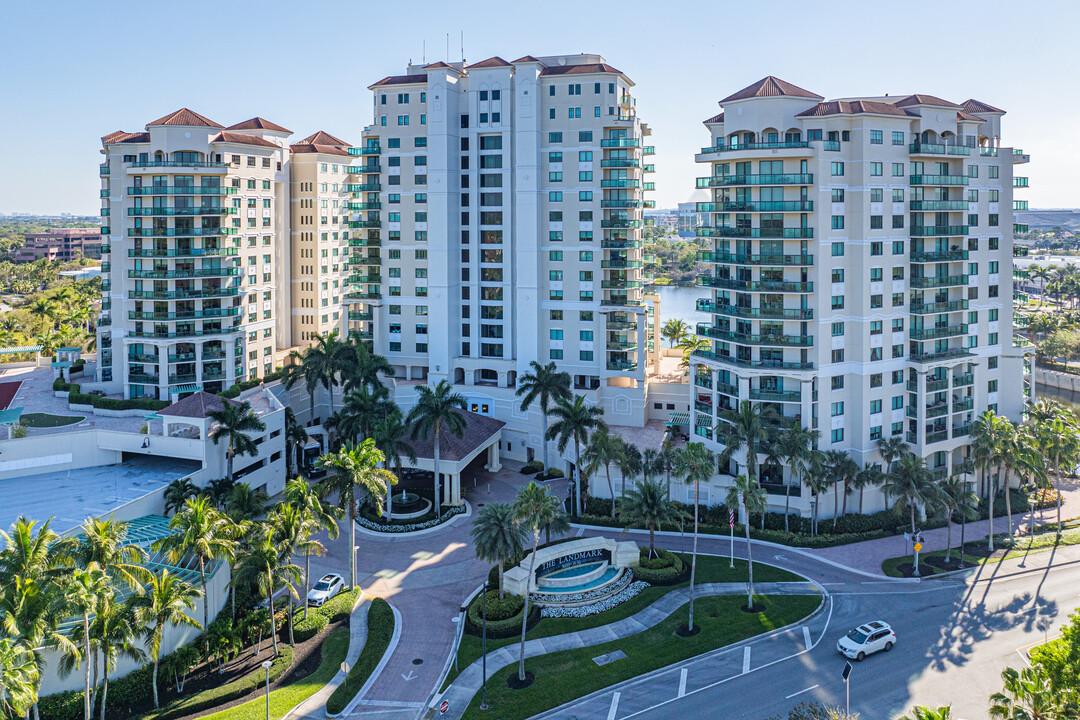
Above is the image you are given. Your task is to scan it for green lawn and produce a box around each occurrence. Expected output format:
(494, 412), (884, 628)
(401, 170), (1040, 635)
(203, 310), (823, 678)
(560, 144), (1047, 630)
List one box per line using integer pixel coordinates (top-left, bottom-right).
(461, 594), (821, 720)
(200, 627), (349, 720)
(19, 412), (84, 427)
(881, 525), (1080, 577)
(444, 554), (801, 688)
(325, 598), (395, 714)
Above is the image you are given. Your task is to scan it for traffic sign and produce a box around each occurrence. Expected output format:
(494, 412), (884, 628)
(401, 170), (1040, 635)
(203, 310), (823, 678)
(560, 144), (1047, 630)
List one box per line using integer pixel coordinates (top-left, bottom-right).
(440, 700), (450, 714)
(913, 542), (923, 553)
(842, 661), (852, 681)
(903, 532), (911, 541)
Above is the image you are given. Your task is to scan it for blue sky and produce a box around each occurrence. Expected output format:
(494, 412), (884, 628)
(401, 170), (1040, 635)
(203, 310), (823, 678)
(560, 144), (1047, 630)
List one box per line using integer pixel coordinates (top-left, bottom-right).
(1, 0), (1076, 215)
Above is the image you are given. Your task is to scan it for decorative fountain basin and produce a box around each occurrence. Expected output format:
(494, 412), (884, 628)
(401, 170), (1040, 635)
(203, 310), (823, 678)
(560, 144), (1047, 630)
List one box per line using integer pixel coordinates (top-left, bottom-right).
(388, 490), (432, 520)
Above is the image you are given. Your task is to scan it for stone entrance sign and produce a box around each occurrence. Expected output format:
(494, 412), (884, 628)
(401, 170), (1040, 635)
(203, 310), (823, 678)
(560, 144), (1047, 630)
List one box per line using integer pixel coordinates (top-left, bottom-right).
(502, 536), (639, 597)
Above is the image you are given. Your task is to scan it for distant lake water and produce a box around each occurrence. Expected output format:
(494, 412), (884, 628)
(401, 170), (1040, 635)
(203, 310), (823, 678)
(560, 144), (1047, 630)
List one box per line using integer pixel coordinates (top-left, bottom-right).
(655, 285), (709, 327)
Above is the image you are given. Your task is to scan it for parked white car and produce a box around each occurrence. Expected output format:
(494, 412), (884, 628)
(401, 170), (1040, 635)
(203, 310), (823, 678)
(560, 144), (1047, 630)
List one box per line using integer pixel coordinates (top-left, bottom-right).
(837, 620), (896, 661)
(306, 573), (345, 607)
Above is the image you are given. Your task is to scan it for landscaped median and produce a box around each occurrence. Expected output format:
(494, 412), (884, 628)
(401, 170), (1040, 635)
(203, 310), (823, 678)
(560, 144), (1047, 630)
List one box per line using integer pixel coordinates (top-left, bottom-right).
(325, 597), (396, 715)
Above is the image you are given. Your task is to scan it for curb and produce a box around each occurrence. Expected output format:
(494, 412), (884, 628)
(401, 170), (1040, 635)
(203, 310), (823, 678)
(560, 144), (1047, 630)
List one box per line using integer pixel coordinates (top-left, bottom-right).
(329, 600), (404, 718)
(426, 581), (487, 712)
(354, 500), (473, 539)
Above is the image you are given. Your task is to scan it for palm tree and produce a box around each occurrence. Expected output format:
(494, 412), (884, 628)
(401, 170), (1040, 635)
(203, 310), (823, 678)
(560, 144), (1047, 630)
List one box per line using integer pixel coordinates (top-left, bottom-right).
(853, 462), (884, 515)
(208, 400), (266, 484)
(989, 665), (1070, 719)
(826, 451), (859, 524)
(583, 426), (626, 516)
(656, 442), (681, 499)
(284, 407), (308, 477)
(370, 409), (416, 519)
(317, 438), (396, 589)
(163, 477), (198, 516)
(939, 472), (979, 565)
(515, 361), (572, 472)
(972, 410), (1015, 551)
(234, 528), (294, 659)
(135, 570), (202, 709)
(618, 443), (642, 498)
(153, 495), (234, 638)
(470, 503), (525, 600)
(676, 335), (710, 373)
(225, 482), (269, 521)
(206, 477), (236, 509)
(881, 454), (940, 576)
(661, 317), (689, 348)
(285, 477), (342, 619)
(546, 394), (606, 515)
(314, 332), (352, 419)
(92, 595), (145, 720)
(0, 638), (40, 718)
(1014, 426), (1049, 536)
(267, 504), (315, 647)
(28, 298), (57, 330)
(676, 442), (715, 633)
(899, 707), (953, 720)
(776, 425), (817, 533)
(997, 419), (1023, 536)
(616, 478), (683, 558)
(641, 448), (661, 485)
(406, 380), (467, 520)
(340, 337), (394, 394)
(726, 474), (766, 609)
(282, 348), (325, 423)
(328, 384), (394, 443)
(1031, 401), (1080, 536)
(512, 482), (563, 683)
(63, 565), (111, 720)
(76, 517), (150, 592)
(877, 436), (909, 475)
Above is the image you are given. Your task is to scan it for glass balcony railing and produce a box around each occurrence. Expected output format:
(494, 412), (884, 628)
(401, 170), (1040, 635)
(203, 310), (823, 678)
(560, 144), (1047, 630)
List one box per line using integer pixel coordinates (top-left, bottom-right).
(601, 260), (643, 269)
(201, 349), (227, 360)
(601, 179), (640, 188)
(696, 299), (813, 320)
(600, 219), (643, 229)
(910, 250), (968, 262)
(908, 143), (971, 156)
(349, 220), (382, 229)
(909, 175), (968, 186)
(345, 166), (381, 174)
(127, 247), (238, 258)
(601, 200), (643, 208)
(692, 348), (813, 371)
(953, 373), (974, 387)
(600, 159), (641, 168)
(128, 287), (240, 300)
(699, 141), (812, 154)
(349, 238), (381, 247)
(698, 251), (813, 266)
(129, 373), (160, 385)
(129, 160), (229, 168)
(348, 146), (381, 155)
(127, 207), (236, 216)
(127, 227), (237, 237)
(909, 225), (968, 237)
(606, 361), (639, 372)
(348, 311), (374, 321)
(128, 267), (239, 279)
(909, 324), (969, 340)
(129, 328), (241, 339)
(601, 280), (644, 289)
(910, 299), (967, 313)
(696, 324), (813, 347)
(100, 226), (111, 235)
(601, 239), (643, 249)
(348, 274), (382, 284)
(643, 146), (655, 155)
(698, 276), (813, 293)
(127, 186), (237, 195)
(748, 388), (802, 402)
(694, 375), (712, 389)
(909, 348), (972, 363)
(697, 227), (813, 239)
(128, 308), (240, 321)
(952, 423), (972, 437)
(910, 275), (968, 288)
(344, 291), (382, 300)
(979, 147), (999, 157)
(1014, 177), (1029, 188)
(697, 174), (813, 187)
(347, 202), (382, 210)
(167, 352), (196, 363)
(697, 201), (814, 213)
(908, 200), (968, 211)
(128, 352), (159, 364)
(953, 398), (974, 412)
(345, 184), (381, 192)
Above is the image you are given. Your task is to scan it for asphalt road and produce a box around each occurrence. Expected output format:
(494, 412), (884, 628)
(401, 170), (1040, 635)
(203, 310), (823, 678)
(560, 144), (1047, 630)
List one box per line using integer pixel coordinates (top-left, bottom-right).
(532, 531), (1080, 720)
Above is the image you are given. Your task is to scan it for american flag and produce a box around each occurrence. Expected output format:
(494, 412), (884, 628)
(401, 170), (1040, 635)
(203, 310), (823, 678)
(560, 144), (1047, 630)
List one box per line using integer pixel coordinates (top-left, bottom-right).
(729, 509), (735, 528)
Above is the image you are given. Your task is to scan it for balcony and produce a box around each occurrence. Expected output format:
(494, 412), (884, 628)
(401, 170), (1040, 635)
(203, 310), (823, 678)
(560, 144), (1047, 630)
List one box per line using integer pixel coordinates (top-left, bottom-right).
(909, 348), (972, 363)
(696, 324), (813, 347)
(1013, 149), (1030, 164)
(127, 207), (236, 216)
(100, 244), (110, 254)
(979, 147), (999, 157)
(128, 351), (159, 364)
(349, 238), (381, 247)
(129, 160), (229, 169)
(601, 280), (643, 289)
(952, 423), (972, 437)
(910, 378), (948, 393)
(100, 189), (111, 198)
(696, 299), (813, 320)
(1015, 224), (1029, 234)
(167, 352), (196, 363)
(345, 165), (381, 174)
(348, 202), (382, 210)
(202, 349), (226, 360)
(910, 299), (968, 314)
(348, 146), (381, 155)
(697, 227), (814, 239)
(601, 200), (643, 209)
(344, 291), (382, 301)
(606, 361), (639, 372)
(348, 274), (382, 284)
(127, 227), (236, 237)
(129, 373), (160, 385)
(128, 287), (239, 300)
(910, 274), (968, 289)
(698, 141), (811, 154)
(698, 276), (813, 293)
(600, 219), (642, 229)
(608, 338), (637, 351)
(346, 184), (381, 192)
(352, 256), (381, 266)
(601, 239), (643, 249)
(716, 381), (739, 396)
(168, 374), (197, 385)
(926, 430), (949, 444)
(908, 201), (969, 212)
(749, 389), (802, 402)
(599, 297), (645, 307)
(910, 324), (968, 340)
(601, 179), (640, 188)
(697, 174), (814, 187)
(953, 373), (974, 387)
(601, 260), (642, 269)
(100, 163), (110, 175)
(129, 327), (241, 339)
(1014, 177), (1029, 188)
(127, 247), (238, 258)
(822, 141), (841, 151)
(127, 186), (237, 195)
(698, 252), (813, 266)
(908, 143), (971, 156)
(910, 250), (968, 262)
(909, 225), (968, 237)
(349, 220), (382, 229)
(128, 267), (239, 279)
(100, 227), (111, 235)
(128, 308), (240, 321)
(695, 401), (713, 415)
(643, 146), (655, 155)
(953, 398), (974, 412)
(348, 311), (373, 321)
(600, 159), (641, 168)
(697, 201), (814, 213)
(1014, 200), (1029, 211)
(909, 175), (968, 186)
(693, 348), (813, 371)
(694, 375), (712, 389)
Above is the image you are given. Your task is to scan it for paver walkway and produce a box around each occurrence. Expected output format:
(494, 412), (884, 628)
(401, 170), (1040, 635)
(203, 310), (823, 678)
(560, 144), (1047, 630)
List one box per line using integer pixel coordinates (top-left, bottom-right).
(436, 581), (821, 720)
(285, 595), (370, 720)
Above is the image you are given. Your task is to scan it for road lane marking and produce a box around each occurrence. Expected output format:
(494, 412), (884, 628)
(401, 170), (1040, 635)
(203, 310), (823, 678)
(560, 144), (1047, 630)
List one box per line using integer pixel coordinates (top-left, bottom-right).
(607, 691), (621, 720)
(786, 685), (819, 699)
(576, 526), (585, 537)
(678, 668), (688, 697)
(803, 626), (812, 650)
(742, 647), (751, 674)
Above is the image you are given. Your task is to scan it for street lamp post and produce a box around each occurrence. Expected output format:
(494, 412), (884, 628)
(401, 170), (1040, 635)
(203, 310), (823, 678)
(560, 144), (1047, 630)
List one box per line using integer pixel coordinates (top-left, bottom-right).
(810, 499), (817, 537)
(480, 581), (489, 710)
(261, 659), (272, 720)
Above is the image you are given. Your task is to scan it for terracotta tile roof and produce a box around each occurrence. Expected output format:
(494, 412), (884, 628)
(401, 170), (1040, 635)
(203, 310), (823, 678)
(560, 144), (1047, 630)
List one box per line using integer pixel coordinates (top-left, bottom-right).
(539, 62), (624, 76)
(101, 130), (127, 143)
(103, 131), (151, 144)
(159, 390), (238, 419)
(468, 56), (512, 69)
(704, 112), (725, 124)
(370, 74), (428, 88)
(719, 76), (823, 104)
(963, 98), (1005, 114)
(512, 55), (542, 63)
(893, 94), (960, 108)
(401, 410), (505, 462)
(795, 100), (918, 118)
(298, 130), (349, 147)
(147, 108), (223, 128)
(226, 117), (292, 133)
(290, 143), (351, 157)
(956, 110), (986, 122)
(210, 131), (280, 148)
(422, 61), (459, 71)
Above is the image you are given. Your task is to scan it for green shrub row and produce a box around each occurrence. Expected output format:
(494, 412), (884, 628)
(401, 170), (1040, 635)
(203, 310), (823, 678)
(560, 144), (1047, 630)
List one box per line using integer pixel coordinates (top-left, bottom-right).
(293, 612), (329, 642)
(325, 598), (395, 715)
(318, 588), (361, 624)
(218, 370), (283, 399)
(467, 591), (524, 624)
(51, 369), (286, 413)
(632, 549), (688, 585)
(521, 460), (544, 474)
(464, 595), (541, 640)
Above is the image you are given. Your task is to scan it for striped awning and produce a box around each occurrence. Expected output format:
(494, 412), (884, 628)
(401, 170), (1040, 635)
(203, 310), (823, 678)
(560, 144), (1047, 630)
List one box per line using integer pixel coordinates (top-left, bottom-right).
(666, 411), (690, 427)
(170, 384), (202, 395)
(0, 345), (43, 354)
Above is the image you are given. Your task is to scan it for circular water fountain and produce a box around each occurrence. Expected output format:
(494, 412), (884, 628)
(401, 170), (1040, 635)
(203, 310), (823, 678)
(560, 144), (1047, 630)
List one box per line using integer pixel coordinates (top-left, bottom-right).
(388, 490), (432, 520)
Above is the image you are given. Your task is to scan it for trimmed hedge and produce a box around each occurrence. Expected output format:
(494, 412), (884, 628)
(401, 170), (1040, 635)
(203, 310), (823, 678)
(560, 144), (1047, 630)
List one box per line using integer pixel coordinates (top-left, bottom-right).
(57, 380), (170, 412)
(326, 598), (394, 715)
(464, 594), (541, 639)
(521, 460), (544, 474)
(467, 591), (523, 624)
(632, 549), (687, 585)
(293, 611), (329, 642)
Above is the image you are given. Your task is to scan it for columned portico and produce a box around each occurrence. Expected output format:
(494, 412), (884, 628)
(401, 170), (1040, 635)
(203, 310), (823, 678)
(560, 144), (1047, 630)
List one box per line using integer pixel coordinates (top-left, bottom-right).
(399, 409), (506, 508)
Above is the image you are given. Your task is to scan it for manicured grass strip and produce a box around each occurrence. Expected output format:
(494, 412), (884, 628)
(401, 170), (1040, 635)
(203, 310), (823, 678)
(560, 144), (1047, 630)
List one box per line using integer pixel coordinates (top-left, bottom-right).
(20, 412), (84, 427)
(461, 594), (820, 720)
(881, 526), (1080, 577)
(200, 627), (350, 720)
(325, 598), (395, 715)
(444, 554), (801, 688)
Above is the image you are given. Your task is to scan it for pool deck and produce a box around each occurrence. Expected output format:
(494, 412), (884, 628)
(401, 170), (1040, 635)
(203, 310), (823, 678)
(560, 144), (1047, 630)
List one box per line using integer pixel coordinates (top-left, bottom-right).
(0, 365), (146, 435)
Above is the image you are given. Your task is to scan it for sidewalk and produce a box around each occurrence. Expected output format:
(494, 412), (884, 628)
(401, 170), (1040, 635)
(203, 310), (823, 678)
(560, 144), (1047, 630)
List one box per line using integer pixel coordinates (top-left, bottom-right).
(436, 581), (820, 720)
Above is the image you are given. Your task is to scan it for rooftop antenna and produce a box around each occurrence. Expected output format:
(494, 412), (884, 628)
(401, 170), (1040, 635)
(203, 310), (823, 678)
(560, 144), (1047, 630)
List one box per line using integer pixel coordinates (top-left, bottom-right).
(446, 33), (449, 63)
(460, 30), (464, 64)
(422, 39), (426, 64)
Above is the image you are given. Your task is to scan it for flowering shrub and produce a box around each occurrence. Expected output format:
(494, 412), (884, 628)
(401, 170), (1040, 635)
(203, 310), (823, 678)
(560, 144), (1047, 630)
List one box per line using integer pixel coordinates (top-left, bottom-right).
(540, 581), (650, 618)
(355, 504), (465, 533)
(1030, 488), (1062, 510)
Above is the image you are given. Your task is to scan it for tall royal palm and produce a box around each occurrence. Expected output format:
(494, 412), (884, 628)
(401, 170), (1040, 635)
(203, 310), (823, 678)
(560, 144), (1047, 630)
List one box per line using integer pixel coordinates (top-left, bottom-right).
(268, 504), (317, 647)
(470, 502), (525, 600)
(726, 474), (767, 608)
(583, 426), (626, 516)
(134, 569), (201, 709)
(515, 361), (571, 472)
(63, 565), (111, 720)
(407, 380), (467, 519)
(881, 453), (940, 575)
(716, 401), (774, 490)
(1032, 401), (1080, 536)
(616, 478), (683, 558)
(285, 477), (341, 619)
(282, 348), (325, 423)
(208, 400), (266, 484)
(284, 407), (308, 477)
(317, 438), (396, 589)
(153, 495), (234, 638)
(877, 436), (909, 475)
(971, 410), (1011, 551)
(546, 394), (606, 516)
(776, 425), (817, 533)
(329, 385), (394, 443)
(512, 482), (563, 683)
(370, 408), (417, 519)
(939, 472), (979, 565)
(0, 638), (40, 719)
(676, 442), (715, 633)
(234, 528), (298, 659)
(341, 336), (394, 394)
(91, 595), (145, 720)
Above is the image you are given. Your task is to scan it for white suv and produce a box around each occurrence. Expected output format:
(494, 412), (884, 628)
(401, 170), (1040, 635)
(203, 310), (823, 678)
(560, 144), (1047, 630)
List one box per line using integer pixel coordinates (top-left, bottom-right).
(306, 573), (345, 607)
(837, 620), (896, 661)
